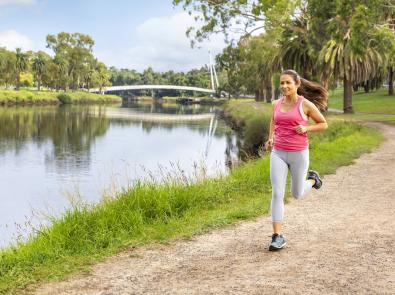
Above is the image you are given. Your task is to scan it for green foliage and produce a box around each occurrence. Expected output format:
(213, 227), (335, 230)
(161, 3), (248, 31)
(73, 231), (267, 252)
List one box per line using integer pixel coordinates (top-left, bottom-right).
(0, 89), (59, 105)
(0, 90), (121, 105)
(176, 0), (395, 110)
(222, 100), (272, 156)
(57, 93), (72, 104)
(173, 0), (297, 44)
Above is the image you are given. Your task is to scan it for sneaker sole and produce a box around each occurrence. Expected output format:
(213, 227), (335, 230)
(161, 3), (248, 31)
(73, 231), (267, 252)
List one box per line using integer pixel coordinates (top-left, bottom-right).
(268, 242), (286, 251)
(308, 170), (322, 189)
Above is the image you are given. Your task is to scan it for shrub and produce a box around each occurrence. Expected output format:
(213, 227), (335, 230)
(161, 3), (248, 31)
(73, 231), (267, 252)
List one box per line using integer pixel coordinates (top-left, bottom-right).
(57, 93), (72, 104)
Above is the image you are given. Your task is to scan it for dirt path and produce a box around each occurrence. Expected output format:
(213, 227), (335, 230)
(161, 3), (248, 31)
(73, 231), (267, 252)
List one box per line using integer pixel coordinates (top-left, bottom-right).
(32, 123), (395, 295)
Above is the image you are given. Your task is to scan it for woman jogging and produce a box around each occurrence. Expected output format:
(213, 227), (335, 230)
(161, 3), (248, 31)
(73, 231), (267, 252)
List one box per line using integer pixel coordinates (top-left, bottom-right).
(265, 69), (328, 251)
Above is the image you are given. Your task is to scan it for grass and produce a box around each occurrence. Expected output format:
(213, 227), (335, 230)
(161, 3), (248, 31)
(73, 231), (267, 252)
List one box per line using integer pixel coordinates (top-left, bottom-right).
(328, 88), (395, 114)
(0, 100), (384, 294)
(0, 89), (122, 105)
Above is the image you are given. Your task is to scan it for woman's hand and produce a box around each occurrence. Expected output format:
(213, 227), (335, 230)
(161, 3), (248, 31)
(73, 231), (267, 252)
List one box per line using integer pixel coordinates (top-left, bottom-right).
(265, 138), (274, 151)
(295, 124), (308, 134)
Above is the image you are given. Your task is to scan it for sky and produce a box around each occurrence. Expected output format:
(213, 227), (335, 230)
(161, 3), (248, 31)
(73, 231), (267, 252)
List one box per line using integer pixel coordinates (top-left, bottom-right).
(0, 0), (228, 72)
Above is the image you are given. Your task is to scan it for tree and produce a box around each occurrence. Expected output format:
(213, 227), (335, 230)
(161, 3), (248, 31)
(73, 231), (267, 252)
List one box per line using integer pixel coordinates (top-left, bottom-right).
(53, 54), (69, 91)
(15, 48), (29, 90)
(0, 48), (16, 88)
(216, 44), (244, 97)
(280, 4), (318, 80)
(91, 62), (111, 93)
(317, 0), (392, 113)
(32, 51), (50, 91)
(173, 0), (298, 45)
(380, 0), (395, 95)
(142, 67), (155, 85)
(46, 32), (95, 91)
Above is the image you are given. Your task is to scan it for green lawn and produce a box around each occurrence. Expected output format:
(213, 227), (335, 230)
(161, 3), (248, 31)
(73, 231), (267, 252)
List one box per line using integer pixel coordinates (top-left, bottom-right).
(328, 88), (395, 114)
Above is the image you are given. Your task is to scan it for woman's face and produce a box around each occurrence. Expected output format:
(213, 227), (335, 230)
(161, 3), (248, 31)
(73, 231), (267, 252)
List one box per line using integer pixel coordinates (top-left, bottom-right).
(280, 74), (299, 96)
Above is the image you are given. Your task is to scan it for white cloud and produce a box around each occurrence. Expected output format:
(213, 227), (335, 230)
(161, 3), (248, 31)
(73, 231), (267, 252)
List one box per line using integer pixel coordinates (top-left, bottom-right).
(0, 30), (34, 51)
(122, 12), (227, 72)
(0, 0), (35, 6)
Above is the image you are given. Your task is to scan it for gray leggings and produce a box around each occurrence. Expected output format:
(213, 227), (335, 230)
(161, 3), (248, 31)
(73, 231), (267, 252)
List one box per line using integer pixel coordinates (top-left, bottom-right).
(270, 149), (313, 222)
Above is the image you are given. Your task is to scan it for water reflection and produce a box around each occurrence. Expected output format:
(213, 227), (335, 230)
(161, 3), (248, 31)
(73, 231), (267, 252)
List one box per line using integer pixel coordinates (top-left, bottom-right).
(122, 99), (217, 115)
(0, 106), (110, 174)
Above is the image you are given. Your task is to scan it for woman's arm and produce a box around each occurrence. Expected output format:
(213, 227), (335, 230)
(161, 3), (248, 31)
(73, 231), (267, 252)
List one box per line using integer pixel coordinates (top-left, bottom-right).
(295, 100), (328, 134)
(265, 100), (277, 150)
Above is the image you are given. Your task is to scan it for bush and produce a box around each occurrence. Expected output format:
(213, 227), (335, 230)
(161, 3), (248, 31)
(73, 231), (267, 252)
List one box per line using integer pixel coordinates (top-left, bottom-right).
(57, 93), (72, 104)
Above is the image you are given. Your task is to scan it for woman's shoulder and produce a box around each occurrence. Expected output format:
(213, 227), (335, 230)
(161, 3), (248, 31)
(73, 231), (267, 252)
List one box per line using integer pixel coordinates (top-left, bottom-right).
(300, 96), (314, 108)
(272, 97), (283, 106)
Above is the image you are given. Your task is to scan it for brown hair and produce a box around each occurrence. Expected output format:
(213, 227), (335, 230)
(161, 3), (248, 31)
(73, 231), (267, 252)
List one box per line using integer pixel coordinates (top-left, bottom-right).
(281, 69), (328, 112)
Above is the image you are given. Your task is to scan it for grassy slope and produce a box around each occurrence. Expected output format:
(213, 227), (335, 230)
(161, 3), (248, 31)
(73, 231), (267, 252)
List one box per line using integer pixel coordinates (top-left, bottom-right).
(0, 100), (384, 294)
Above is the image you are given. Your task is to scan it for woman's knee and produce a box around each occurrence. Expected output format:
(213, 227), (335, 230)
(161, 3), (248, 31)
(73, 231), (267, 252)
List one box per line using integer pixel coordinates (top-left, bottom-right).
(272, 188), (285, 201)
(291, 188), (304, 199)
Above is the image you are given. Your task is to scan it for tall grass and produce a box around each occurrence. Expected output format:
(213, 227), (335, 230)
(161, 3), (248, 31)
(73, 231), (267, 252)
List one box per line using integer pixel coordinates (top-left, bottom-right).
(0, 100), (384, 294)
(222, 100), (272, 156)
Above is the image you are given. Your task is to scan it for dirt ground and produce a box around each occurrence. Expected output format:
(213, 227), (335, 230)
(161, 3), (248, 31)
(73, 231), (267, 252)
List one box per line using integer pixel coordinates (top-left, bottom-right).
(31, 122), (395, 295)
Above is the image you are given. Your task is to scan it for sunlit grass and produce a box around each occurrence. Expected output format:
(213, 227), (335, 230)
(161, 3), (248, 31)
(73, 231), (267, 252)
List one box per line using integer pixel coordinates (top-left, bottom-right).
(0, 89), (121, 105)
(328, 88), (395, 114)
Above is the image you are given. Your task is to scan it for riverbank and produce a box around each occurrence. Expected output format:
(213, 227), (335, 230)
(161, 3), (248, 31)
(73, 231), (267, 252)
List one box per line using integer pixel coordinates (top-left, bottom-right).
(0, 89), (122, 106)
(0, 100), (383, 294)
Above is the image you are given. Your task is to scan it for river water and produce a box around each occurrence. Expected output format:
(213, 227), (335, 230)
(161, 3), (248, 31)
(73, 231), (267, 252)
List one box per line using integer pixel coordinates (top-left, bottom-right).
(0, 101), (241, 248)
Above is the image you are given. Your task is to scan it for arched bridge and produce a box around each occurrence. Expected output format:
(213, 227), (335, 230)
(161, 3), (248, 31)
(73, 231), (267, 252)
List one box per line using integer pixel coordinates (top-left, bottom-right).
(89, 85), (215, 94)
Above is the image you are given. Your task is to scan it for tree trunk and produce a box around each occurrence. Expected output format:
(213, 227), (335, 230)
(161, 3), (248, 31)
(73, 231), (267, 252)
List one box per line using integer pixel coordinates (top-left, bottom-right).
(272, 79), (281, 101)
(389, 66), (394, 96)
(364, 80), (370, 93)
(259, 89), (264, 101)
(274, 88), (281, 100)
(16, 74), (20, 91)
(343, 76), (353, 113)
(255, 89), (264, 101)
(353, 83), (358, 92)
(38, 79), (41, 91)
(265, 85), (272, 103)
(370, 78), (376, 90)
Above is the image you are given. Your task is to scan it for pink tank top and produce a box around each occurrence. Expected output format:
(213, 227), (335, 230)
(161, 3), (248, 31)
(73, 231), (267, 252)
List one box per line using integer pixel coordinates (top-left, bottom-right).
(273, 96), (309, 151)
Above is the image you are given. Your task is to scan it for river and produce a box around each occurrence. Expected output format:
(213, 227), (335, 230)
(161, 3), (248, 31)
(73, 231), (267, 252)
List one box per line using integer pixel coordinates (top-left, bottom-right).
(0, 101), (241, 248)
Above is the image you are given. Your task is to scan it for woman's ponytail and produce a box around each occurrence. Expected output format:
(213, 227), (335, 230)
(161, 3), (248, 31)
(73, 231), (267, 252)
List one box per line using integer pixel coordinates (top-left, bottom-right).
(282, 69), (328, 112)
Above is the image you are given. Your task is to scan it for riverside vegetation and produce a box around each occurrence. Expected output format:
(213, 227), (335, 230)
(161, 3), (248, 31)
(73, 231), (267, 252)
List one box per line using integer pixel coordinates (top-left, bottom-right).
(0, 89), (121, 105)
(0, 99), (384, 294)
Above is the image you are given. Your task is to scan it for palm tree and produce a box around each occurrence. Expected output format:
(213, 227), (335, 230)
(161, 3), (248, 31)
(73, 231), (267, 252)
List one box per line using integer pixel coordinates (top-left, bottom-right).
(280, 10), (317, 80)
(320, 36), (385, 113)
(381, 1), (395, 95)
(388, 54), (395, 96)
(54, 55), (69, 91)
(32, 52), (48, 91)
(95, 62), (110, 93)
(15, 48), (29, 90)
